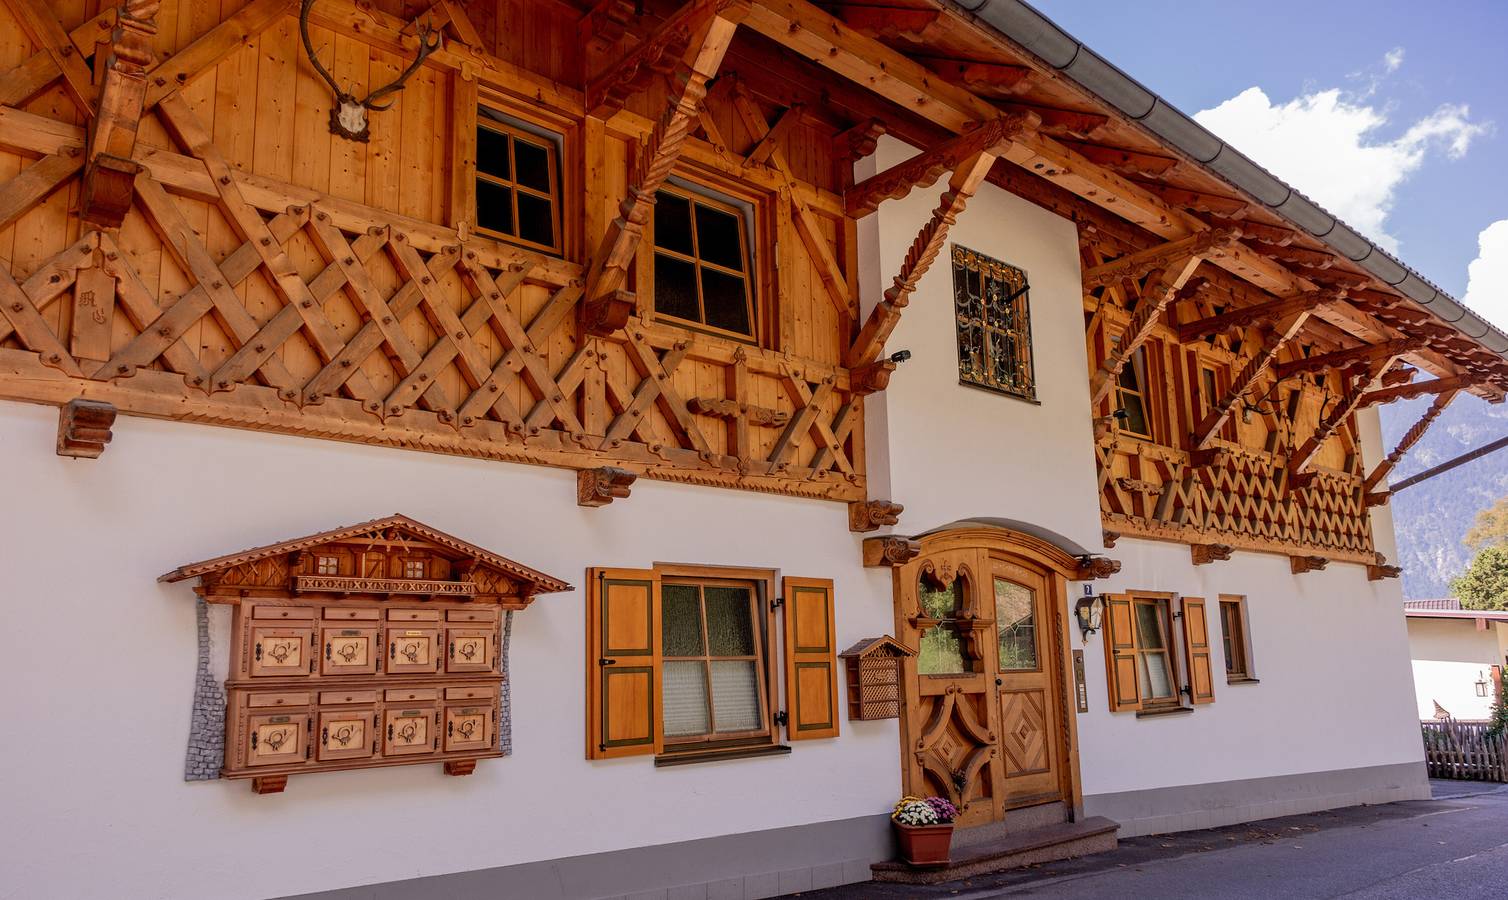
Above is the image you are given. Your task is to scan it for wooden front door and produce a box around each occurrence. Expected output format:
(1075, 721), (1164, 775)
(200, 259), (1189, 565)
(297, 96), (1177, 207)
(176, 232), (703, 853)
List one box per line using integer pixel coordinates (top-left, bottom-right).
(896, 535), (1075, 826)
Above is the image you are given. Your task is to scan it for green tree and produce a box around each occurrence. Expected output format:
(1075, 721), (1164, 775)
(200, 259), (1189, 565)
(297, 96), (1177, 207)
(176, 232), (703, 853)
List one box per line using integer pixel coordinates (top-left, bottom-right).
(1465, 495), (1508, 550)
(1450, 545), (1508, 610)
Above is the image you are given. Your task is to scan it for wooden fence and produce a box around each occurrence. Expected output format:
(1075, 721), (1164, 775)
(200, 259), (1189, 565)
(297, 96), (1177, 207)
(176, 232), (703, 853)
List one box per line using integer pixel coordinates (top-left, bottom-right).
(1421, 719), (1508, 782)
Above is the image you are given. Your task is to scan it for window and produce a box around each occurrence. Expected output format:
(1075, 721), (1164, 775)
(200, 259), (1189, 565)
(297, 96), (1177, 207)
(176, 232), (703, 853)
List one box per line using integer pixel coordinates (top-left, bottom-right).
(952, 245), (1036, 400)
(1200, 367), (1219, 418)
(316, 555), (339, 576)
(652, 185), (756, 340)
(661, 579), (768, 745)
(917, 573), (974, 675)
(1103, 593), (1215, 713)
(1219, 595), (1255, 682)
(995, 577), (1038, 671)
(1115, 345), (1152, 438)
(585, 567), (838, 762)
(403, 559), (426, 580)
(475, 113), (562, 255)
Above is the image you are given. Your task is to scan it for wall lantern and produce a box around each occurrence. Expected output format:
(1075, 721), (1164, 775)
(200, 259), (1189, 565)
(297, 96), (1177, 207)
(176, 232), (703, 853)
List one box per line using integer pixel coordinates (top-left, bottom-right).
(1074, 590), (1104, 641)
(1476, 671), (1490, 698)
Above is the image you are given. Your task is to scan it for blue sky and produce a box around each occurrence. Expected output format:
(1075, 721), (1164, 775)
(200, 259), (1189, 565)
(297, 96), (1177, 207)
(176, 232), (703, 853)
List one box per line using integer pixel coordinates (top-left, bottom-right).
(1039, 0), (1508, 308)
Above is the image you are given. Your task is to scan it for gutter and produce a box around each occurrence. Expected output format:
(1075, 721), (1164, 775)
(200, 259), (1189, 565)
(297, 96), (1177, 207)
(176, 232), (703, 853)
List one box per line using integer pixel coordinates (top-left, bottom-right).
(945, 0), (1508, 359)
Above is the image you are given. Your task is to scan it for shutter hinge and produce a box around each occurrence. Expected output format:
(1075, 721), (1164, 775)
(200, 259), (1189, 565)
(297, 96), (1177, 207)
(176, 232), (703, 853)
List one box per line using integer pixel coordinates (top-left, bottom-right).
(774, 710), (788, 727)
(772, 596), (785, 609)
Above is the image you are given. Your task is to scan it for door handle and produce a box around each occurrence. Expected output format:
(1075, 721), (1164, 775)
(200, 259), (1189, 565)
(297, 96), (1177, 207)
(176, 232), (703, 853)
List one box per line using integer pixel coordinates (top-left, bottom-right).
(599, 657), (617, 666)
(995, 678), (1003, 686)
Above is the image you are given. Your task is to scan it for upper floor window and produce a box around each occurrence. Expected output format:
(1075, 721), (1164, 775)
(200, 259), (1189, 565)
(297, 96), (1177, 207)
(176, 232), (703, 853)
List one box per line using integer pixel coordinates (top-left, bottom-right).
(952, 245), (1036, 401)
(316, 555), (339, 576)
(403, 559), (426, 580)
(475, 112), (562, 255)
(1116, 345), (1152, 439)
(651, 184), (756, 341)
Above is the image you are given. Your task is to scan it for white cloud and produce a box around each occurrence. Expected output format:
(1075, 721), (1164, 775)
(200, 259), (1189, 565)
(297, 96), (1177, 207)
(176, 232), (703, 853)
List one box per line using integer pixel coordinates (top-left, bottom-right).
(1463, 220), (1508, 330)
(1193, 56), (1487, 253)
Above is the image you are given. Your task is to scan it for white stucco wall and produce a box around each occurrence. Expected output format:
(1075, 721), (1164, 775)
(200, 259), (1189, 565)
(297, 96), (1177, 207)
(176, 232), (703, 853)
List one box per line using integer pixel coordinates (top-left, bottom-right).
(1407, 616), (1504, 721)
(0, 401), (900, 900)
(859, 135), (1425, 802)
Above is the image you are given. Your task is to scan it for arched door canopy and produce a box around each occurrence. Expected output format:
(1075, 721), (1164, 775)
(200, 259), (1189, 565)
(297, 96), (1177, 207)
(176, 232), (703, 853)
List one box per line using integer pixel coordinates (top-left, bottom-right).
(906, 517), (1120, 581)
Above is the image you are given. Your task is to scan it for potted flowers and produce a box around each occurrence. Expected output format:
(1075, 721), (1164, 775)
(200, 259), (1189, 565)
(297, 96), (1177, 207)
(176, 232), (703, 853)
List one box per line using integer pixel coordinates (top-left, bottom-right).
(891, 795), (958, 866)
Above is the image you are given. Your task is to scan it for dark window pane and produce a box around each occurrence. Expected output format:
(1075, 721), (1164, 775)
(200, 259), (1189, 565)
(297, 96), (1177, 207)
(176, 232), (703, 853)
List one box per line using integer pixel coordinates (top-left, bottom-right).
(655, 254), (700, 323)
(701, 269), (751, 336)
(476, 180), (514, 236)
(1201, 368), (1218, 413)
(653, 192), (694, 256)
(662, 584), (705, 657)
(704, 587), (754, 656)
(516, 193), (555, 248)
(1135, 602), (1166, 650)
(514, 139), (551, 193)
(476, 126), (511, 179)
(693, 203), (746, 271)
(1120, 391), (1149, 436)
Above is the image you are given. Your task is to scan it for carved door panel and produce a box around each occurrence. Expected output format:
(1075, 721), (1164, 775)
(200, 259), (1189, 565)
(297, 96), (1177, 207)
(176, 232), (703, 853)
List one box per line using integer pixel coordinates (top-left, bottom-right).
(446, 627), (494, 673)
(989, 559), (1064, 807)
(249, 626), (313, 678)
(387, 627), (441, 674)
(899, 548), (1001, 826)
(246, 712), (308, 767)
(383, 706), (437, 756)
(317, 708), (376, 762)
(320, 625), (378, 676)
(444, 704), (494, 752)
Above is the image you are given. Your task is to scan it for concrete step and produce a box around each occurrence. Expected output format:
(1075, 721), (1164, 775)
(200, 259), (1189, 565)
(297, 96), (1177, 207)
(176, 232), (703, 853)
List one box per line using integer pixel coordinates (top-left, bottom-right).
(870, 816), (1120, 884)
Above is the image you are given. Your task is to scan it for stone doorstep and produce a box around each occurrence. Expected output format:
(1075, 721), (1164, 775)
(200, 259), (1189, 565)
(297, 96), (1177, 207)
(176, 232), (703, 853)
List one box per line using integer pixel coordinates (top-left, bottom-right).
(870, 816), (1121, 885)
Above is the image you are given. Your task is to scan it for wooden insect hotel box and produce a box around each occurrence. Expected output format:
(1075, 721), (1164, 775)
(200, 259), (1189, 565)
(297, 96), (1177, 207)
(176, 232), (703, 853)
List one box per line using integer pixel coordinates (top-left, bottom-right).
(838, 636), (914, 721)
(161, 515), (569, 793)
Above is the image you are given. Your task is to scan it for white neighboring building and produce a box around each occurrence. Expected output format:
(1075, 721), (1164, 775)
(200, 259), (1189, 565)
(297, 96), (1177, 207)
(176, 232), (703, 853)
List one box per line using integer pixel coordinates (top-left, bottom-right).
(1405, 599), (1508, 721)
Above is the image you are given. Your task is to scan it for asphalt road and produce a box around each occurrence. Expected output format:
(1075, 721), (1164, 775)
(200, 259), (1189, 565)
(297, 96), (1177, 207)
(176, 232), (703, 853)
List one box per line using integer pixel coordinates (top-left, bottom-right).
(798, 781), (1508, 899)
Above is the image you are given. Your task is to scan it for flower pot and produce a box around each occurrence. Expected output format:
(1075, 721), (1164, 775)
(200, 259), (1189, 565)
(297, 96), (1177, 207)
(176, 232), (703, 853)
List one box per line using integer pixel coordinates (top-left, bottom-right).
(894, 821), (954, 866)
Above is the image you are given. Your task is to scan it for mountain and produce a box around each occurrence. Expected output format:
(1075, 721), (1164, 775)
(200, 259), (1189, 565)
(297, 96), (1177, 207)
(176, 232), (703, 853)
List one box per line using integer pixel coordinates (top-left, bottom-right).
(1380, 394), (1508, 599)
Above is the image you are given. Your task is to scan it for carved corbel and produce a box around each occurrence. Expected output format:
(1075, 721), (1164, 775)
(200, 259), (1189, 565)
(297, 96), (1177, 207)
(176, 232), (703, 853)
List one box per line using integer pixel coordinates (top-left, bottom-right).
(1102, 530), (1121, 549)
(1363, 490), (1391, 508)
(57, 398), (117, 459)
(581, 290), (635, 337)
(1115, 477), (1159, 495)
(577, 466), (637, 507)
(1188, 448), (1230, 471)
(1190, 543), (1233, 566)
(1290, 555), (1328, 575)
(849, 359), (896, 396)
(863, 536), (922, 568)
(849, 499), (903, 533)
(1075, 555), (1122, 580)
(1367, 554), (1402, 581)
(444, 759), (477, 777)
(251, 775), (287, 794)
(836, 118), (886, 165)
(687, 397), (790, 427)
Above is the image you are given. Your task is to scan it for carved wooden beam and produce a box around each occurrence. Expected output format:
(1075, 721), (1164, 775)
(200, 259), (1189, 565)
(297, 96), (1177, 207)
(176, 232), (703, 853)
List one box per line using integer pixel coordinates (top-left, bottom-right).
(996, 103), (1108, 141)
(7, 0), (100, 115)
(849, 499), (903, 533)
(743, 102), (804, 168)
(862, 535), (922, 567)
(1251, 242), (1337, 270)
(1083, 227), (1240, 290)
(1363, 389), (1458, 492)
(1088, 253), (1206, 406)
(1288, 355), (1397, 477)
(1358, 375), (1480, 407)
(835, 118), (886, 165)
(1367, 554), (1402, 581)
(1075, 555), (1122, 580)
(849, 358), (896, 396)
(580, 0), (636, 58)
(687, 396), (790, 427)
(1115, 477), (1160, 495)
(1188, 447), (1230, 471)
(1273, 338), (1425, 380)
(833, 3), (942, 41)
(56, 397), (116, 458)
(1215, 218), (1296, 247)
(1190, 543), (1233, 566)
(1190, 311), (1310, 451)
(581, 2), (744, 324)
(578, 465), (637, 507)
(1176, 289), (1340, 344)
(845, 115), (1032, 218)
(1061, 140), (1180, 178)
(1142, 183), (1249, 219)
(1290, 555), (1328, 575)
(917, 57), (1032, 98)
(1380, 365), (1417, 387)
(581, 289), (635, 338)
(845, 146), (1005, 369)
(586, 0), (721, 117)
(80, 0), (158, 228)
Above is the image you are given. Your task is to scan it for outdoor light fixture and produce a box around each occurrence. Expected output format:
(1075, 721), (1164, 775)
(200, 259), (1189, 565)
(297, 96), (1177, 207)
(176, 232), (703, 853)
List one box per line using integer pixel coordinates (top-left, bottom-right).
(1476, 671), (1490, 698)
(889, 349), (913, 364)
(1074, 592), (1104, 641)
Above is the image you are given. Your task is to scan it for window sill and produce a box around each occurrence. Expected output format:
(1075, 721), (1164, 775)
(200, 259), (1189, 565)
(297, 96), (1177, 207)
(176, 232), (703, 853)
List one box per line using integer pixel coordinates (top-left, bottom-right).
(1226, 676), (1260, 686)
(654, 744), (792, 768)
(1135, 705), (1194, 720)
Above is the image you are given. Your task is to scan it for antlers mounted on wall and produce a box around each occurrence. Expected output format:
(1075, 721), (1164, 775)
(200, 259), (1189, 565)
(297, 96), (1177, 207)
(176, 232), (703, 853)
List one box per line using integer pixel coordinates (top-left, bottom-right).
(300, 0), (441, 142)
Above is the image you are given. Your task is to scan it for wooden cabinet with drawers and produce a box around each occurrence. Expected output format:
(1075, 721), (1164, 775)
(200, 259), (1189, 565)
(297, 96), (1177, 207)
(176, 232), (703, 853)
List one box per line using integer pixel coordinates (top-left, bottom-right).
(162, 515), (569, 794)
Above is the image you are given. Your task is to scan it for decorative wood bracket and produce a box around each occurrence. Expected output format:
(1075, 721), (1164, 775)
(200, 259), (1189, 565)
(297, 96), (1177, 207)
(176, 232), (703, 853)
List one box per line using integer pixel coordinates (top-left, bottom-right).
(1190, 543), (1233, 566)
(1102, 529), (1121, 549)
(1176, 289), (1340, 344)
(1290, 555), (1328, 575)
(849, 358), (896, 396)
(1380, 365), (1417, 387)
(1188, 447), (1230, 471)
(836, 118), (886, 165)
(1367, 554), (1402, 581)
(80, 155), (143, 230)
(1363, 490), (1391, 508)
(443, 759), (477, 777)
(80, 0), (157, 228)
(1115, 477), (1159, 495)
(586, 1), (712, 117)
(251, 775), (287, 795)
(687, 397), (789, 427)
(581, 290), (635, 338)
(1289, 355), (1396, 478)
(862, 536), (922, 568)
(56, 398), (116, 458)
(1190, 310), (1311, 451)
(1274, 338), (1426, 380)
(1364, 389), (1458, 492)
(578, 465), (637, 507)
(1082, 227), (1240, 291)
(1359, 375), (1480, 407)
(844, 115), (1035, 218)
(1087, 253), (1206, 407)
(1075, 555), (1122, 580)
(849, 499), (903, 533)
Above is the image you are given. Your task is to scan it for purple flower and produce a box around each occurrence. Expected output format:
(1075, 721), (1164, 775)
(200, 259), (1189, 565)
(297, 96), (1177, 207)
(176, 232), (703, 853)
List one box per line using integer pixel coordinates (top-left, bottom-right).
(924, 796), (958, 823)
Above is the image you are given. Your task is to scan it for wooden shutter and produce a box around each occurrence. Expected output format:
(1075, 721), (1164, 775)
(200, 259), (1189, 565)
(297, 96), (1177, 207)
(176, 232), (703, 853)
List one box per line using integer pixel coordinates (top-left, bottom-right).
(781, 577), (839, 741)
(1181, 596), (1215, 705)
(586, 568), (661, 759)
(1102, 593), (1142, 712)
